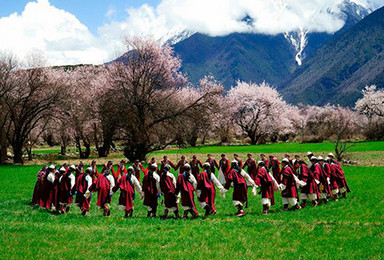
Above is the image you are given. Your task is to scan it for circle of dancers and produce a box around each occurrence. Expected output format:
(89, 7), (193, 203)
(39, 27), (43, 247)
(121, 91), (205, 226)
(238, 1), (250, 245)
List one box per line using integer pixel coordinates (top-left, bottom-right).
(31, 152), (350, 218)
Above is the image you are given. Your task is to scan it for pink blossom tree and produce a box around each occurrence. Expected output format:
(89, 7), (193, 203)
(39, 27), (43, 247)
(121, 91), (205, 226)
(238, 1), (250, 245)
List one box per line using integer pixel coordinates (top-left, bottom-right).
(226, 81), (298, 145)
(107, 37), (221, 161)
(355, 85), (384, 140)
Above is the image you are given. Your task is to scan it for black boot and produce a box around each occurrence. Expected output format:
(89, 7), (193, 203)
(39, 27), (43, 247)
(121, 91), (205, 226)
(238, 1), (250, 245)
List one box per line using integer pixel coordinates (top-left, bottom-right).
(262, 204), (268, 215)
(342, 192), (346, 198)
(301, 199), (307, 208)
(183, 210), (189, 219)
(283, 204), (289, 211)
(204, 205), (211, 216)
(161, 209), (169, 219)
(147, 211), (152, 217)
(124, 210), (129, 218)
(174, 209), (180, 219)
(129, 209), (133, 217)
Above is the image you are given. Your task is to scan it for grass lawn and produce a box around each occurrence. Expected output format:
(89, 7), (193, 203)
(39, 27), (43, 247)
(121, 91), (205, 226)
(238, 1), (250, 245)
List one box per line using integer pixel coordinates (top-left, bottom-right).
(0, 164), (383, 259)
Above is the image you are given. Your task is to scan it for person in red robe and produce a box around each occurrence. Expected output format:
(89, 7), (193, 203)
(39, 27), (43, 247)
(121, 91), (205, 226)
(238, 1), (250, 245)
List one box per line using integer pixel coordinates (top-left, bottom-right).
(31, 166), (47, 206)
(294, 160), (318, 207)
(38, 167), (49, 208)
(316, 156), (333, 204)
(132, 159), (145, 183)
(146, 157), (160, 173)
(45, 165), (57, 210)
(197, 163), (226, 216)
(223, 160), (256, 217)
(205, 154), (219, 175)
(174, 155), (188, 175)
(189, 155), (203, 180)
(92, 162), (115, 216)
(233, 154), (243, 168)
(113, 166), (143, 218)
(268, 155), (281, 184)
(74, 166), (93, 215)
(329, 159), (350, 198)
(175, 163), (198, 218)
(142, 164), (161, 217)
(324, 157), (339, 201)
(160, 164), (180, 219)
(218, 154), (230, 185)
(115, 160), (128, 182)
(58, 165), (76, 214)
(328, 153), (340, 165)
(259, 154), (269, 170)
(89, 160), (99, 182)
(254, 161), (277, 215)
(75, 161), (85, 180)
(280, 159), (301, 211)
(243, 153), (257, 182)
(160, 155), (176, 173)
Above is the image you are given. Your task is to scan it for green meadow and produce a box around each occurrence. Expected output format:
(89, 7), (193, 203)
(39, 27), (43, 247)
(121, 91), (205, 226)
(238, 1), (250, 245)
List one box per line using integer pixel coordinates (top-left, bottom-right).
(1, 142), (384, 259)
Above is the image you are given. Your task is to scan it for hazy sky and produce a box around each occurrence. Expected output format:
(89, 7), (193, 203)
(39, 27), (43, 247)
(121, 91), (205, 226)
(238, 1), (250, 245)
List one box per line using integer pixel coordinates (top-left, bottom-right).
(0, 0), (383, 66)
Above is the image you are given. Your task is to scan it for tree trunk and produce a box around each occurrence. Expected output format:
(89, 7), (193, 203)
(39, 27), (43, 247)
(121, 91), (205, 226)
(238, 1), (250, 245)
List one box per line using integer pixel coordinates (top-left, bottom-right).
(82, 140), (91, 159)
(60, 144), (66, 156)
(124, 143), (148, 162)
(12, 143), (24, 164)
(98, 134), (113, 157)
(0, 129), (7, 164)
(75, 136), (84, 159)
(26, 147), (33, 161)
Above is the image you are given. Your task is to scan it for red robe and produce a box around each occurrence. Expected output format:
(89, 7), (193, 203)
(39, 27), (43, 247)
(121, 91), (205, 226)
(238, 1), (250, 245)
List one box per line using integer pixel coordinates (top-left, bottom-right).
(319, 164), (333, 196)
(205, 158), (219, 174)
(224, 169), (248, 203)
(269, 158), (281, 184)
(197, 171), (217, 211)
(160, 173), (178, 209)
(32, 170), (44, 205)
(113, 174), (136, 211)
(254, 167), (275, 205)
(132, 163), (144, 182)
(59, 172), (74, 204)
(243, 158), (257, 182)
(174, 159), (187, 174)
(324, 163), (338, 191)
(160, 160), (176, 173)
(281, 166), (298, 198)
(219, 158), (231, 181)
(175, 173), (197, 213)
(115, 165), (128, 182)
(331, 163), (350, 192)
(142, 173), (159, 209)
(189, 159), (203, 180)
(299, 163), (319, 197)
(39, 171), (49, 208)
(93, 174), (111, 208)
(235, 158), (243, 169)
(75, 173), (91, 211)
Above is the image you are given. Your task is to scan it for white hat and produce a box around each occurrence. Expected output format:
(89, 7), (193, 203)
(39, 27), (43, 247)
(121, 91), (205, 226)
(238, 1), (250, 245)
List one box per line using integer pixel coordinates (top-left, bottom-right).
(282, 158), (289, 163)
(86, 167), (92, 172)
(328, 153), (335, 157)
(292, 159), (297, 165)
(318, 156), (324, 160)
(307, 151), (313, 156)
(257, 160), (264, 165)
(231, 160), (239, 164)
(325, 157), (330, 161)
(203, 162), (210, 167)
(184, 163), (191, 169)
(49, 165), (55, 170)
(128, 166), (134, 171)
(310, 156), (317, 161)
(151, 163), (157, 168)
(69, 165), (76, 170)
(59, 167), (66, 172)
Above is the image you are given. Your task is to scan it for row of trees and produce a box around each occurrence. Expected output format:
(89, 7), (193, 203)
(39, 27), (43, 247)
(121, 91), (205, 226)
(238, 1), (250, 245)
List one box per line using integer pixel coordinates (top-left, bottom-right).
(0, 38), (383, 164)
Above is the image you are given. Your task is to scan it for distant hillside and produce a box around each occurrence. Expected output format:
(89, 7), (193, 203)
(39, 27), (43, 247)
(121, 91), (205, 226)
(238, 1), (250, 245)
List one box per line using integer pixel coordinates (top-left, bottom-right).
(279, 6), (384, 106)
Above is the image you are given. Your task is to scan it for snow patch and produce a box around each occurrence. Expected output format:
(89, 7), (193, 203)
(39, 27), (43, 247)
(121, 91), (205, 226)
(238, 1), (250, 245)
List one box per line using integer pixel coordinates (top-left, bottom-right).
(284, 28), (308, 66)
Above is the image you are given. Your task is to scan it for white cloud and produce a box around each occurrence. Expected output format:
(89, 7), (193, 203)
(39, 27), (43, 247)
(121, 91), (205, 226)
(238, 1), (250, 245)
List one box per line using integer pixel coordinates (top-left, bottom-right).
(0, 0), (383, 65)
(0, 0), (112, 65)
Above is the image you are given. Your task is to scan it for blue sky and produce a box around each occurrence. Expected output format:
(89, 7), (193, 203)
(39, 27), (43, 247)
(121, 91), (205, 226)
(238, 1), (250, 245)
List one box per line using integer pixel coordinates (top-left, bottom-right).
(0, 0), (160, 34)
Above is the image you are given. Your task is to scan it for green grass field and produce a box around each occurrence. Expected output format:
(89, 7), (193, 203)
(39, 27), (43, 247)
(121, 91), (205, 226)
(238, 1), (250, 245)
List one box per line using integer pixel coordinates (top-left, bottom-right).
(0, 163), (383, 259)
